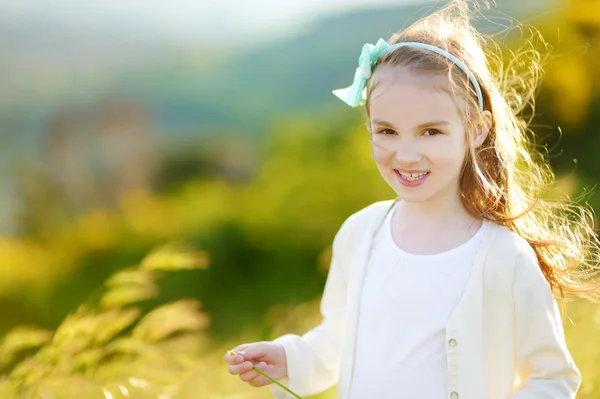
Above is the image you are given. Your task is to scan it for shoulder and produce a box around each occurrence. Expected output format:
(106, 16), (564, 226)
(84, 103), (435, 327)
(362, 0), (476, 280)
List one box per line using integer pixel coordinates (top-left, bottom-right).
(341, 199), (394, 231)
(334, 199), (395, 244)
(484, 221), (537, 262)
(483, 221), (542, 286)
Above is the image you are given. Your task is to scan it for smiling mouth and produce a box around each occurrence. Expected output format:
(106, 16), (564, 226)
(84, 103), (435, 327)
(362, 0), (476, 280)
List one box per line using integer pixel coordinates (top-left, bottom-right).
(396, 170), (430, 181)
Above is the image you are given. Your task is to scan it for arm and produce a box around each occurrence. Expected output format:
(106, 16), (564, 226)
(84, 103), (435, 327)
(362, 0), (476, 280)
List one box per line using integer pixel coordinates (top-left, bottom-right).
(270, 217), (353, 399)
(510, 245), (581, 398)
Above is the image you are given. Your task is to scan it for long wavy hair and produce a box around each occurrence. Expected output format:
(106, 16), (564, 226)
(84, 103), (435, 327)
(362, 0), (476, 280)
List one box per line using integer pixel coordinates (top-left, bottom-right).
(365, 0), (600, 301)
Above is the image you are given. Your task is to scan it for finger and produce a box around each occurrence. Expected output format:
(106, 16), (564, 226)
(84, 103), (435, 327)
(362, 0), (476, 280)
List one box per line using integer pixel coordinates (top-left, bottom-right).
(239, 361), (267, 381)
(224, 345), (250, 364)
(240, 362), (267, 382)
(231, 343), (252, 353)
(224, 352), (245, 365)
(238, 342), (266, 361)
(249, 374), (272, 387)
(228, 361), (254, 375)
(239, 368), (260, 382)
(248, 363), (273, 387)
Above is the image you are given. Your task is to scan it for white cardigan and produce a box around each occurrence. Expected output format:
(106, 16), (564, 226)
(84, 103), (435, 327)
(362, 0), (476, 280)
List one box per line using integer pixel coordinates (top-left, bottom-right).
(271, 200), (581, 399)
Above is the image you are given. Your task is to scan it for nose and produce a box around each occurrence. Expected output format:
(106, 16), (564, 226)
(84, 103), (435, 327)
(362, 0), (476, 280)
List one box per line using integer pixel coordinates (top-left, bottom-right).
(390, 136), (422, 165)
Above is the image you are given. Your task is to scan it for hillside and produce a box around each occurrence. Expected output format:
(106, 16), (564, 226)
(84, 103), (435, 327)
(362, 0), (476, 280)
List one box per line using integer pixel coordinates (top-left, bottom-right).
(122, 0), (561, 136)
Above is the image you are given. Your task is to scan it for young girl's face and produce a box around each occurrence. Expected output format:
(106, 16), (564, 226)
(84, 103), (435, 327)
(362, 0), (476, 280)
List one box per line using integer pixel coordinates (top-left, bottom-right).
(368, 66), (469, 205)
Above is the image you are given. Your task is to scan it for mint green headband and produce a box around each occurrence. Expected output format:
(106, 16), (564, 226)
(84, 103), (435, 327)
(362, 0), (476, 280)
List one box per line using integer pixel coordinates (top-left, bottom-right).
(332, 38), (484, 111)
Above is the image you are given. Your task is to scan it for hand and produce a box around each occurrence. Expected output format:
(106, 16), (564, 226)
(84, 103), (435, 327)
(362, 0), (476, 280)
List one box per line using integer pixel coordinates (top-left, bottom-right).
(224, 341), (288, 387)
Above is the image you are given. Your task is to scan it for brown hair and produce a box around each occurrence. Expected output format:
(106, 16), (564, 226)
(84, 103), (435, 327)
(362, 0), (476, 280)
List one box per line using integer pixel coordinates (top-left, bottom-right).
(365, 0), (600, 301)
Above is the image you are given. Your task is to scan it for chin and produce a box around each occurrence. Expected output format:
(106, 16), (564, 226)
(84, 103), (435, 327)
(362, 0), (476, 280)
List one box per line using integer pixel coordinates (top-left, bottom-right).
(390, 182), (434, 202)
(394, 192), (431, 203)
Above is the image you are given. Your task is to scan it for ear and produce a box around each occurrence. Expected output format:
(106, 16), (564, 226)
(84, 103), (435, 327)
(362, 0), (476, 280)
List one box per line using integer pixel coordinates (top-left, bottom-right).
(472, 110), (492, 148)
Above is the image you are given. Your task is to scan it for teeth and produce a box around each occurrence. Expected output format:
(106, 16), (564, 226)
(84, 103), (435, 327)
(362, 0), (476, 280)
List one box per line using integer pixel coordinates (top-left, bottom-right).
(399, 171), (428, 181)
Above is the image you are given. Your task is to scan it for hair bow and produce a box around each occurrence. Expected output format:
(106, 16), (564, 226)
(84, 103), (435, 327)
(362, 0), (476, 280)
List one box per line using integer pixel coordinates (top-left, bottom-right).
(332, 38), (391, 107)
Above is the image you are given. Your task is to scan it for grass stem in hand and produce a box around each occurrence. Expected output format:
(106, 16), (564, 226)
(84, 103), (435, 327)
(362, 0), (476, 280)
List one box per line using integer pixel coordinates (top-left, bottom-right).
(227, 350), (302, 399)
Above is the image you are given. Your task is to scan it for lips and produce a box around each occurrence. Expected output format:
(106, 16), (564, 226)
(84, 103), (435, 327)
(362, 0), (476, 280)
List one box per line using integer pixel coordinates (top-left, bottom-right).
(394, 169), (430, 186)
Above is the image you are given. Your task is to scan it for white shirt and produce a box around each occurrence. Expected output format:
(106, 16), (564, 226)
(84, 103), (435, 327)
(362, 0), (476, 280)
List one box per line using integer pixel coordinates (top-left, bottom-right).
(349, 203), (485, 399)
(271, 200), (580, 399)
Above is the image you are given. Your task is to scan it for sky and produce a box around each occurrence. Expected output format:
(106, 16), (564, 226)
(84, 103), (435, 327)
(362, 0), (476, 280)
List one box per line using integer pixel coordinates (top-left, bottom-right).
(0, 0), (434, 42)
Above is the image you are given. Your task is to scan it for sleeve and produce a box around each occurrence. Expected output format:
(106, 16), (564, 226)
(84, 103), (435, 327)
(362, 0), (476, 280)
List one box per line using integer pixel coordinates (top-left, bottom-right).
(269, 217), (353, 399)
(510, 245), (581, 398)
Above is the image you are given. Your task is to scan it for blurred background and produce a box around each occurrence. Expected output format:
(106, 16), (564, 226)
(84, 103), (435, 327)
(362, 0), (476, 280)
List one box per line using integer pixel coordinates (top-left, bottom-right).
(0, 0), (599, 398)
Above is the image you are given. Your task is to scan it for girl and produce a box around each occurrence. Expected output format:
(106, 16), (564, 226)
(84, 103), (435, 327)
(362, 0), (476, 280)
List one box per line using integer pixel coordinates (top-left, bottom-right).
(224, 1), (600, 398)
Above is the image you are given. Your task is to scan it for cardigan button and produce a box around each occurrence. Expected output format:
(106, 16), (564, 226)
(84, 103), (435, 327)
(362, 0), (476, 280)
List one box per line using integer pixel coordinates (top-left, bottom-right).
(450, 392), (459, 399)
(448, 339), (457, 347)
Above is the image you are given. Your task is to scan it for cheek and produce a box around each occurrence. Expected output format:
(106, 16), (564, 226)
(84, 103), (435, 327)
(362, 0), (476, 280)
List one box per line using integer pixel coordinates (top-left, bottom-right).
(371, 143), (394, 166)
(426, 138), (467, 166)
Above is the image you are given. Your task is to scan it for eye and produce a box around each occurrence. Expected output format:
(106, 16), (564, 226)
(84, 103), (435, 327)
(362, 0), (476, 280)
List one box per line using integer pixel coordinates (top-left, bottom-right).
(423, 128), (442, 136)
(376, 128), (396, 135)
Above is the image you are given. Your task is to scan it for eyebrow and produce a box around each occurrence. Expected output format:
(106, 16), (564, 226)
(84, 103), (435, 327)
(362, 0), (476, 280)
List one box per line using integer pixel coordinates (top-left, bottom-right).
(370, 118), (451, 130)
